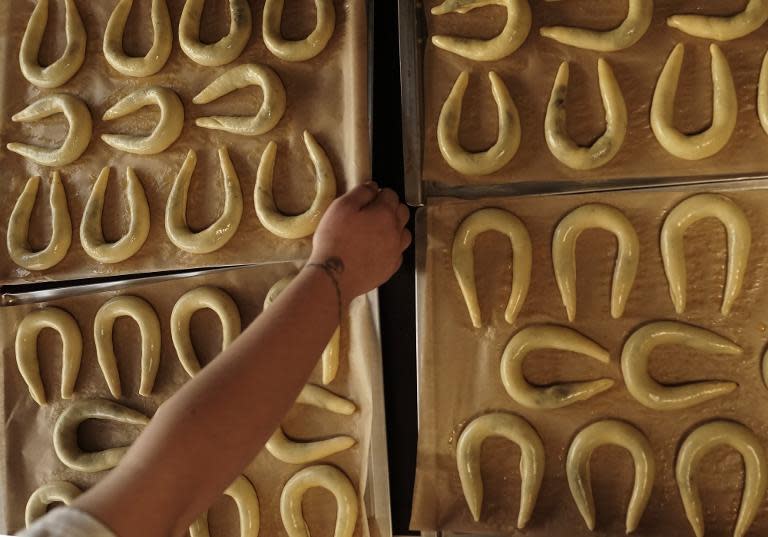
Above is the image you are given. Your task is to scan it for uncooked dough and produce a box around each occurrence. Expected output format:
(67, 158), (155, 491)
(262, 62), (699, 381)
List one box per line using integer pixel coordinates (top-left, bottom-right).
(190, 475), (260, 537)
(758, 50), (768, 137)
(179, 0), (252, 67)
(263, 0), (335, 62)
(296, 384), (356, 416)
(104, 0), (172, 77)
(667, 1), (768, 41)
(25, 481), (82, 527)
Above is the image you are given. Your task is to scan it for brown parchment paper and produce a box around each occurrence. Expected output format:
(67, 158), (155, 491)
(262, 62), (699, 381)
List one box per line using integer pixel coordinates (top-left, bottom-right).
(411, 184), (768, 536)
(0, 0), (370, 285)
(0, 263), (380, 536)
(422, 0), (768, 189)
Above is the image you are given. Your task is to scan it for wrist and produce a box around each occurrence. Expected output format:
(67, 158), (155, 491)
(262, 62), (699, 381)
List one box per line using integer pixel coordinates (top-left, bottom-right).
(303, 257), (353, 312)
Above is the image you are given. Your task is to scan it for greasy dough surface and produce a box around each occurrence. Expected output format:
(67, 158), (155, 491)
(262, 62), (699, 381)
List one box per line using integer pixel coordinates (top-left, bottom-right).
(179, 0), (252, 67)
(190, 475), (260, 537)
(25, 481), (82, 527)
(104, 0), (172, 77)
(263, 0), (335, 62)
(668, 0), (768, 41)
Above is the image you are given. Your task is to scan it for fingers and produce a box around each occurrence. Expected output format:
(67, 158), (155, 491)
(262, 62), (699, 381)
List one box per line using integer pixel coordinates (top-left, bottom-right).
(342, 181), (380, 208)
(401, 228), (412, 251)
(373, 188), (400, 211)
(396, 203), (410, 228)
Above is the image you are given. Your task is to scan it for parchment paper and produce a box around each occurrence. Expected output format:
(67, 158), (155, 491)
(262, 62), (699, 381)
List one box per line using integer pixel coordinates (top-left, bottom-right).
(0, 262), (379, 537)
(0, 0), (370, 285)
(411, 184), (768, 536)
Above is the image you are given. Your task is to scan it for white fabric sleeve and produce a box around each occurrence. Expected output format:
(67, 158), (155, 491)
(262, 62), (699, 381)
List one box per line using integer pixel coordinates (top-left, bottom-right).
(16, 507), (116, 537)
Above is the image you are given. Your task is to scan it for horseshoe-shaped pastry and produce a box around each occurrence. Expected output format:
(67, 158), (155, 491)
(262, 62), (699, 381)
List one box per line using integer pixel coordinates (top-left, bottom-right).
(676, 420), (768, 537)
(552, 203), (639, 321)
(190, 475), (260, 537)
(102, 86), (184, 155)
(265, 275), (341, 385)
(758, 50), (768, 137)
(452, 208), (531, 328)
(19, 0), (86, 88)
(280, 465), (358, 537)
(667, 1), (768, 41)
(7, 94), (93, 167)
(179, 0), (252, 67)
(255, 131), (337, 240)
(15, 307), (82, 406)
(104, 0), (172, 77)
(80, 167), (150, 264)
(545, 59), (627, 170)
(660, 193), (751, 315)
(621, 321), (740, 410)
(94, 295), (161, 398)
(501, 325), (614, 409)
(193, 63), (287, 136)
(166, 148), (244, 254)
(540, 0), (653, 51)
(431, 0), (532, 61)
(438, 71), (521, 176)
(567, 420), (655, 533)
(456, 412), (544, 527)
(7, 173), (72, 271)
(25, 481), (82, 526)
(263, 0), (336, 62)
(651, 43), (737, 160)
(296, 384), (356, 416)
(171, 286), (241, 377)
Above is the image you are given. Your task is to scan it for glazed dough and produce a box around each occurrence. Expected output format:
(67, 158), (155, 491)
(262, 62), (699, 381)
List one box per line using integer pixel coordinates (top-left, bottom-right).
(552, 203), (639, 321)
(104, 0), (172, 77)
(500, 325), (614, 409)
(567, 420), (655, 533)
(759, 50), (768, 137)
(190, 475), (260, 537)
(676, 420), (768, 537)
(179, 0), (252, 67)
(280, 465), (358, 537)
(94, 295), (161, 398)
(431, 0), (532, 61)
(7, 173), (72, 271)
(19, 0), (85, 88)
(263, 0), (335, 62)
(101, 86), (184, 155)
(545, 59), (627, 170)
(171, 286), (241, 376)
(660, 193), (751, 315)
(456, 412), (544, 528)
(667, 1), (768, 41)
(53, 399), (149, 472)
(166, 148), (244, 254)
(7, 94), (93, 167)
(452, 208), (532, 328)
(438, 71), (521, 176)
(255, 131), (337, 240)
(25, 481), (82, 527)
(193, 63), (286, 136)
(296, 384), (356, 415)
(651, 43), (737, 160)
(15, 307), (82, 406)
(621, 321), (740, 410)
(80, 167), (150, 264)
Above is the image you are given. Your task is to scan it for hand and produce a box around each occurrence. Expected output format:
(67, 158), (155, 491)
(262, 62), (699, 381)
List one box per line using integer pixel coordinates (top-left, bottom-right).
(308, 181), (411, 303)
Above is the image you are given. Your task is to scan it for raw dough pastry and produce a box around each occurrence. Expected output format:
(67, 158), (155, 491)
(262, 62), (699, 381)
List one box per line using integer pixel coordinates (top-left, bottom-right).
(566, 419), (655, 533)
(430, 0), (532, 61)
(94, 295), (161, 398)
(676, 420), (768, 537)
(80, 167), (150, 264)
(660, 193), (751, 315)
(545, 59), (627, 170)
(296, 384), (356, 415)
(255, 131), (336, 240)
(7, 93), (93, 167)
(552, 203), (639, 321)
(179, 0), (252, 67)
(101, 86), (184, 155)
(193, 63), (286, 136)
(263, 0), (335, 62)
(264, 275), (341, 385)
(456, 412), (544, 528)
(540, 0), (653, 51)
(280, 465), (358, 537)
(667, 1), (768, 41)
(651, 44), (737, 160)
(166, 148), (244, 254)
(190, 475), (260, 537)
(500, 325), (614, 409)
(7, 173), (72, 271)
(19, 0), (85, 88)
(621, 321), (740, 410)
(758, 50), (768, 137)
(15, 306), (82, 406)
(171, 286), (241, 376)
(104, 0), (172, 77)
(53, 399), (149, 472)
(25, 481), (82, 526)
(437, 71), (521, 176)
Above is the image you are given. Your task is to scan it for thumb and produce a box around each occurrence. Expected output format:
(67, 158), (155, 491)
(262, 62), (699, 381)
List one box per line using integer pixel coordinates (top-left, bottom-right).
(341, 181), (380, 209)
